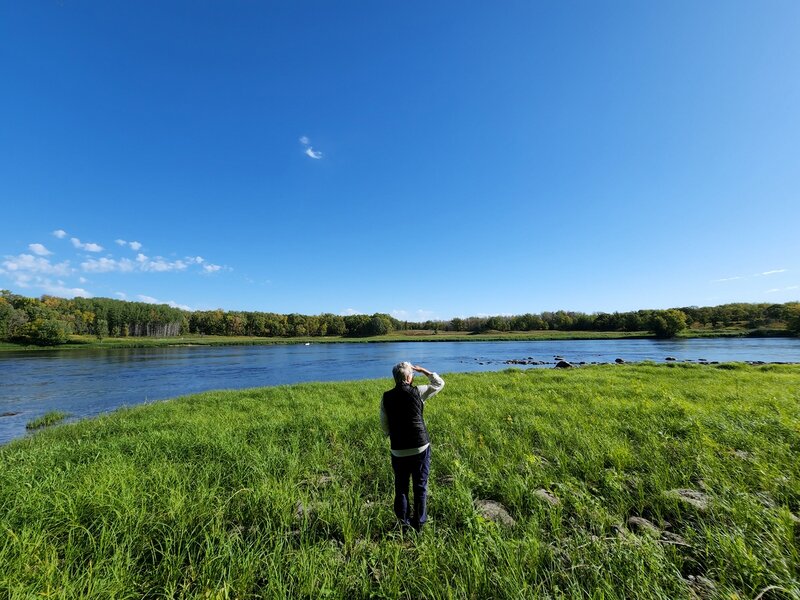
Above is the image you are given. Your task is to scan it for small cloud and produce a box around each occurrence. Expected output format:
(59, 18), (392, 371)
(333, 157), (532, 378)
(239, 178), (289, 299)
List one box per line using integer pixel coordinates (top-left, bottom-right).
(341, 308), (363, 316)
(115, 292), (127, 299)
(81, 258), (136, 273)
(52, 229), (67, 239)
(787, 285), (799, 290)
(760, 269), (787, 276)
(28, 243), (52, 256)
(765, 288), (781, 293)
(712, 276), (743, 283)
(136, 253), (148, 263)
(71, 237), (104, 252)
(116, 239), (143, 251)
(300, 135), (323, 159)
(136, 294), (191, 311)
(202, 264), (222, 273)
(141, 257), (187, 272)
(78, 277), (88, 284)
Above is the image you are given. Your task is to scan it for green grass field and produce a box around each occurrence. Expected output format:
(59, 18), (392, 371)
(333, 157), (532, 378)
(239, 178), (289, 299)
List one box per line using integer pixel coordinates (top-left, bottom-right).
(1, 365), (799, 598)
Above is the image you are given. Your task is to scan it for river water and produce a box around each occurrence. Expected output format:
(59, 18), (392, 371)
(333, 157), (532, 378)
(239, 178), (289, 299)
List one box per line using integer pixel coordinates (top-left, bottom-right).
(1, 338), (798, 445)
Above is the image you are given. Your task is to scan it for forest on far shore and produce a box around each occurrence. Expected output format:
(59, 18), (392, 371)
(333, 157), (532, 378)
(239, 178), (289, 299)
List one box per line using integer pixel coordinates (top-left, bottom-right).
(1, 290), (799, 346)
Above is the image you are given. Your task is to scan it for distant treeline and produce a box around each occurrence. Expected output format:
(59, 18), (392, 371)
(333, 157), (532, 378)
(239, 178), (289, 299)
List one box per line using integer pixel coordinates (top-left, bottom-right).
(1, 289), (799, 346)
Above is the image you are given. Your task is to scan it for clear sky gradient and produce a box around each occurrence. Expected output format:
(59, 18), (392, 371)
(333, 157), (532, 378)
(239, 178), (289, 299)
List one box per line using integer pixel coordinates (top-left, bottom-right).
(2, 2), (798, 320)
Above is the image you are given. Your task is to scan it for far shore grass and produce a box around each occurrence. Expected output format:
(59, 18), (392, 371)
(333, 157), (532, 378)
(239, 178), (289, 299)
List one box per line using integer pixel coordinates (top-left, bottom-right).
(0, 325), (793, 352)
(1, 364), (798, 598)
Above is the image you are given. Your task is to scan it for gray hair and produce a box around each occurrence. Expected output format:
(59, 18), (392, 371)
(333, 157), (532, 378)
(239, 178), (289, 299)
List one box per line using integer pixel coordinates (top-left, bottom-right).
(392, 361), (413, 385)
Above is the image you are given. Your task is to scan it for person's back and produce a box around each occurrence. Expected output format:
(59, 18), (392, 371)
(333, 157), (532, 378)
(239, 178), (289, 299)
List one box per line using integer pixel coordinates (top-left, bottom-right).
(382, 382), (428, 453)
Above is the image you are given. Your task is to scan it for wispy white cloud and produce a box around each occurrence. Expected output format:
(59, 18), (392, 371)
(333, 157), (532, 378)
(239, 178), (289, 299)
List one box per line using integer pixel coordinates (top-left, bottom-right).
(759, 269), (787, 276)
(81, 257), (136, 273)
(39, 280), (91, 298)
(712, 276), (743, 283)
(115, 292), (127, 299)
(80, 256), (188, 274)
(28, 243), (52, 256)
(136, 294), (192, 311)
(71, 237), (104, 252)
(300, 135), (323, 159)
(115, 239), (143, 251)
(2, 254), (71, 276)
(140, 258), (187, 273)
(202, 264), (222, 273)
(765, 285), (799, 293)
(52, 229), (67, 239)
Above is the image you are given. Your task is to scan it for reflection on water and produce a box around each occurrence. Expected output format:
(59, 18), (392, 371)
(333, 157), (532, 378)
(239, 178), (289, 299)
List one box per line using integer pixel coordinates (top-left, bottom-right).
(1, 338), (798, 444)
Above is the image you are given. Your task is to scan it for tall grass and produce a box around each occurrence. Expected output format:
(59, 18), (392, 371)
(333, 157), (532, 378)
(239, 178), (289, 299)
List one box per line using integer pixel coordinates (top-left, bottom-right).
(25, 410), (69, 430)
(1, 364), (798, 598)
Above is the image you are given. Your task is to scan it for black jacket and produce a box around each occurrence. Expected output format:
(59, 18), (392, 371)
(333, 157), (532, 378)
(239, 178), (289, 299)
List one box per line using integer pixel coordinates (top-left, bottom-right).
(382, 382), (430, 451)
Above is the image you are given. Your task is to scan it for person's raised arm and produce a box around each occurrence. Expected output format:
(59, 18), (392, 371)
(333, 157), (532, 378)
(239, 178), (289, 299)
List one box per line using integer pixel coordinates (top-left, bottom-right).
(413, 365), (444, 402)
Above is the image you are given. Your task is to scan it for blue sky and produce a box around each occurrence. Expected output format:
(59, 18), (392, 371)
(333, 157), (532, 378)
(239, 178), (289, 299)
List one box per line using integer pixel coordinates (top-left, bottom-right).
(1, 1), (798, 320)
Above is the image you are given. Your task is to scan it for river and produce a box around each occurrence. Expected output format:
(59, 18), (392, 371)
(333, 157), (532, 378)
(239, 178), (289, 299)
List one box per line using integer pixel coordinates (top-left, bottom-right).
(1, 337), (798, 445)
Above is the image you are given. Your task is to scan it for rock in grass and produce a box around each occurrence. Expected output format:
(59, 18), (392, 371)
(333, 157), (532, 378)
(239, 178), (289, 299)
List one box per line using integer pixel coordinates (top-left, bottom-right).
(534, 489), (560, 506)
(475, 500), (515, 526)
(687, 575), (716, 597)
(317, 475), (335, 487)
(615, 358), (625, 364)
(437, 474), (456, 486)
(665, 489), (709, 511)
(660, 531), (690, 546)
(554, 360), (573, 369)
(627, 516), (659, 536)
(295, 501), (317, 521)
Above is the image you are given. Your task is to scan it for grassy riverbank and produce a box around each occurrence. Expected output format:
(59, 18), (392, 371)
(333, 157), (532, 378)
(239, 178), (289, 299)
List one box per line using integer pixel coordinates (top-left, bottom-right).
(0, 326), (793, 352)
(2, 365), (799, 598)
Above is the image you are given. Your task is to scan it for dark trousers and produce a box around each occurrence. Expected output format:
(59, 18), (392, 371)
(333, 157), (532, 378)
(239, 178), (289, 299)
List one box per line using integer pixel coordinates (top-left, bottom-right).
(390, 445), (431, 530)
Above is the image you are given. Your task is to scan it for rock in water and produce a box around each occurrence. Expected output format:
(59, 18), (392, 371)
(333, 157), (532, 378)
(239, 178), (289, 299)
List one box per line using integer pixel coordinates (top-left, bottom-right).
(554, 360), (573, 369)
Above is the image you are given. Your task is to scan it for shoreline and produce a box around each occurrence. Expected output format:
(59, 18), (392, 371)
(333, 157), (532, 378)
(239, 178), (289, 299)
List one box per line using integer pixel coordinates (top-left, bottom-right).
(0, 327), (794, 353)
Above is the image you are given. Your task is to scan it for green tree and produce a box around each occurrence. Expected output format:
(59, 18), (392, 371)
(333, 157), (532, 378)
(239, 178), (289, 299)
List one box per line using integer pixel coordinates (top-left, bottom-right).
(649, 309), (688, 338)
(95, 318), (109, 340)
(22, 318), (72, 346)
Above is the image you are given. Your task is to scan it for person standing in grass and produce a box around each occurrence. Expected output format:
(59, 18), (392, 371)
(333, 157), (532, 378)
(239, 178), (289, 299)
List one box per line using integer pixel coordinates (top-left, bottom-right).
(380, 362), (445, 532)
